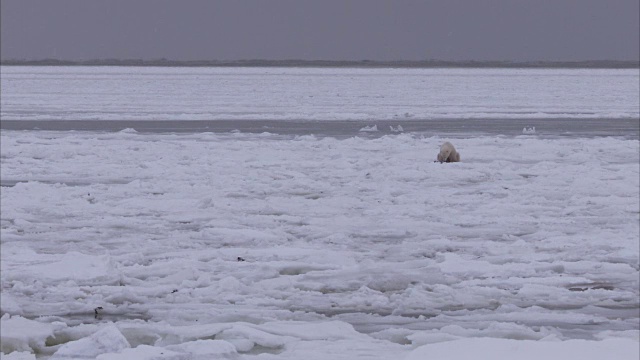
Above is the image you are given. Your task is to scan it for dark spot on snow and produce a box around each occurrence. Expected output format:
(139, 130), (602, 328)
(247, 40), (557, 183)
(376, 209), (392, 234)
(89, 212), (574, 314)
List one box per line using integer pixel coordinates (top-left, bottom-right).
(171, 289), (178, 293)
(519, 173), (538, 179)
(237, 257), (246, 262)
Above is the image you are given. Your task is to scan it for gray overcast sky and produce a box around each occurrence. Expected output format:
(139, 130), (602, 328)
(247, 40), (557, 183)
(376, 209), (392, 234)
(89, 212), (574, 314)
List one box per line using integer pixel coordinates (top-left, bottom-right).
(1, 0), (638, 62)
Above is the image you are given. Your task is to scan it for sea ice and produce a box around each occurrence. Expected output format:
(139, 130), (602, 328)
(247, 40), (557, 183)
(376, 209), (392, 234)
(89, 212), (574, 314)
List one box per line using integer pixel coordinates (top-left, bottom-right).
(405, 337), (639, 360)
(1, 67), (638, 120)
(0, 129), (638, 359)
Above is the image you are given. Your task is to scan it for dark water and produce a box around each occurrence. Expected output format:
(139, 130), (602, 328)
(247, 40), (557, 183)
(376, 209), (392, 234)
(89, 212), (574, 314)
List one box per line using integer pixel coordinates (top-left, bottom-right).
(1, 118), (638, 139)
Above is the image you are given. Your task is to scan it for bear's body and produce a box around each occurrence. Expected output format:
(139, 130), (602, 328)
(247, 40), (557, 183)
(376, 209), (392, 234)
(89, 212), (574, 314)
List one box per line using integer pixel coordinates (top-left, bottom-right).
(437, 142), (460, 163)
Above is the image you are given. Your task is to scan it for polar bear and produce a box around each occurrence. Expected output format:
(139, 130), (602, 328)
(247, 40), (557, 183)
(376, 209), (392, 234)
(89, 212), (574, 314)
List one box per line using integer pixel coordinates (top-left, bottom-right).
(437, 142), (460, 163)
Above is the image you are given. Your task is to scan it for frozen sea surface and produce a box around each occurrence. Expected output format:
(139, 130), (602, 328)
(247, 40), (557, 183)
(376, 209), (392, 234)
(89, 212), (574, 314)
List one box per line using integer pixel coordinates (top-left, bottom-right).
(1, 129), (638, 359)
(1, 66), (639, 121)
(1, 66), (639, 358)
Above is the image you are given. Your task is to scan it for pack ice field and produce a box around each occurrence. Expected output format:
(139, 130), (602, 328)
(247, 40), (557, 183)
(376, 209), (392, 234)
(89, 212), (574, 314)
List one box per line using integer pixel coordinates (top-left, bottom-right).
(1, 130), (638, 359)
(1, 66), (638, 359)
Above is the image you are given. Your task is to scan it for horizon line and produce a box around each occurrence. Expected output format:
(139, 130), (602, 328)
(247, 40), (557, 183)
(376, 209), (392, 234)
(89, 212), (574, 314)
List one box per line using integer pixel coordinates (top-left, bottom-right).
(2, 58), (639, 69)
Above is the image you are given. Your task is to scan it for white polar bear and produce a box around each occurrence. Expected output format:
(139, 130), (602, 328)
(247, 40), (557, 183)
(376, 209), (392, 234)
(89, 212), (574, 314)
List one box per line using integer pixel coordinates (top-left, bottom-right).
(437, 142), (460, 163)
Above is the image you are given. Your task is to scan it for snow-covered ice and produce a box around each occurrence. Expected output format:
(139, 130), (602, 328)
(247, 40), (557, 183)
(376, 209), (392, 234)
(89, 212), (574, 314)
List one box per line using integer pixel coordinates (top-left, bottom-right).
(1, 67), (638, 121)
(359, 125), (378, 132)
(1, 129), (638, 359)
(406, 337), (639, 360)
(389, 125), (404, 133)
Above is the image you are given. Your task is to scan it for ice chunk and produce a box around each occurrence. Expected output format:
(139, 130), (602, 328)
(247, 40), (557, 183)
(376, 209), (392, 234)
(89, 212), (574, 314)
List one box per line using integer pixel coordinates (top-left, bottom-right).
(0, 292), (23, 316)
(118, 128), (137, 134)
(216, 324), (292, 352)
(0, 315), (54, 354)
(359, 125), (378, 132)
(51, 324), (130, 359)
(166, 340), (237, 359)
(5, 252), (119, 285)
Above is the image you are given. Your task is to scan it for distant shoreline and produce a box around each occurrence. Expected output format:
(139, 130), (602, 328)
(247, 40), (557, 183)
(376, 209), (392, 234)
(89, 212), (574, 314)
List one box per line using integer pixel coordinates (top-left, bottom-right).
(1, 59), (638, 69)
